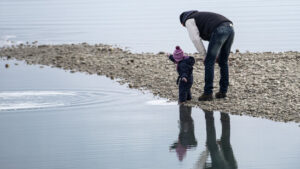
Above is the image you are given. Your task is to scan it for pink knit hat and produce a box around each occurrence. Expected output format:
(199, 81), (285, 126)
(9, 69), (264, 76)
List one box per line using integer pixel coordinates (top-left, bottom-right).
(173, 46), (186, 62)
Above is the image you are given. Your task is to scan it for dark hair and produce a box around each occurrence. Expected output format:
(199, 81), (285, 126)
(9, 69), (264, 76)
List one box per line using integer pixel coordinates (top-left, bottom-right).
(179, 13), (185, 25)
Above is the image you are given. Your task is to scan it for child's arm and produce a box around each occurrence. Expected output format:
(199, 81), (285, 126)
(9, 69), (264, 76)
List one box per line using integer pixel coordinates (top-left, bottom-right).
(168, 54), (176, 63)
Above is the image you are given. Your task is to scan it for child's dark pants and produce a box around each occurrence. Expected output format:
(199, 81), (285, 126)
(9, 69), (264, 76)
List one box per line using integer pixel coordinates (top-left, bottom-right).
(179, 75), (193, 102)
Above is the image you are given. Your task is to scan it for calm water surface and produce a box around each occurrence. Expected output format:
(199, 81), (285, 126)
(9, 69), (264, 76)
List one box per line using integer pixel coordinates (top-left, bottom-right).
(0, 1), (300, 168)
(0, 60), (299, 169)
(0, 0), (300, 52)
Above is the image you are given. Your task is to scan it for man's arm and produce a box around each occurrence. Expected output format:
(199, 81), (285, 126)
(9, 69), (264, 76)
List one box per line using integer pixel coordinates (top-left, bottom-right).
(185, 19), (207, 57)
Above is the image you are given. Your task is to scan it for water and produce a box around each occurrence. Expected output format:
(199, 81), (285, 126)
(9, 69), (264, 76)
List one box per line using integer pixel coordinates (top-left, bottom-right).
(0, 1), (300, 168)
(0, 60), (299, 169)
(0, 0), (300, 53)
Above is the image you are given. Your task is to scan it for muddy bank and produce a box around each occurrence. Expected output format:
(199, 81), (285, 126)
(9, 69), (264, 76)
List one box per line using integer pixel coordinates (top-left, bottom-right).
(0, 43), (299, 123)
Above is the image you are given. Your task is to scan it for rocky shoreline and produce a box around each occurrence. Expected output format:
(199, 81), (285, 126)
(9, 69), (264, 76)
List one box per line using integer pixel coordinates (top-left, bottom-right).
(0, 43), (299, 123)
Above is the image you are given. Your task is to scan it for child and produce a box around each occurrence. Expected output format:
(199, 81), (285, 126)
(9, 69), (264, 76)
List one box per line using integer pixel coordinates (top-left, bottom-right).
(169, 46), (195, 104)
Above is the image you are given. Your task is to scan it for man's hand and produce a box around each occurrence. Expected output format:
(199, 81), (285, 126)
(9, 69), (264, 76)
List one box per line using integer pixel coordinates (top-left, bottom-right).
(182, 77), (188, 83)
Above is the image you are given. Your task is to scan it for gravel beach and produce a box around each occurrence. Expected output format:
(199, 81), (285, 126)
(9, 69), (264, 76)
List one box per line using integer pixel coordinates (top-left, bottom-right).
(1, 43), (299, 123)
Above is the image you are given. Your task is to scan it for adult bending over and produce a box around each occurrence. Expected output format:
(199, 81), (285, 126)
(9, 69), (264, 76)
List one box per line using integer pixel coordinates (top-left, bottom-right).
(179, 11), (235, 101)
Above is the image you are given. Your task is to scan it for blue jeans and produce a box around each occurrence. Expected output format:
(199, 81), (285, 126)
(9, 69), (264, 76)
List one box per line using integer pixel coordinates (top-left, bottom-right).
(204, 22), (235, 94)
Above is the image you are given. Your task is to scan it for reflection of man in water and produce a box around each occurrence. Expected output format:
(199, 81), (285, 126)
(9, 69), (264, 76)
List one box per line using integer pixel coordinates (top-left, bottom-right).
(196, 110), (237, 169)
(170, 105), (197, 161)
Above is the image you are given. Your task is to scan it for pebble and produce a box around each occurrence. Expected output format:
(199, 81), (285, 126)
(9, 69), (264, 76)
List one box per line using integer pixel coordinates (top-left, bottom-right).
(0, 43), (299, 123)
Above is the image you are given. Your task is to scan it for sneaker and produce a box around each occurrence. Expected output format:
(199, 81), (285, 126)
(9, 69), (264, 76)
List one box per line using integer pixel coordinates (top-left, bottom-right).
(215, 92), (227, 99)
(198, 93), (213, 101)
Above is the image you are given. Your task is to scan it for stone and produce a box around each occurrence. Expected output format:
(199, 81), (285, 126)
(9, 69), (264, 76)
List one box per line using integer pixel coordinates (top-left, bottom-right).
(0, 43), (299, 123)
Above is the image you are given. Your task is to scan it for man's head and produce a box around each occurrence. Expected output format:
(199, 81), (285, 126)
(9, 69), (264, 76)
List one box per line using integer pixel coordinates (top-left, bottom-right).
(179, 13), (185, 26)
(179, 10), (198, 26)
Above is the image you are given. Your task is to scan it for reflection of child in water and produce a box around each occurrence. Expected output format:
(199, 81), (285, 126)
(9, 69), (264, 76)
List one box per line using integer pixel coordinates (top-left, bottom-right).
(168, 46), (195, 104)
(170, 105), (197, 161)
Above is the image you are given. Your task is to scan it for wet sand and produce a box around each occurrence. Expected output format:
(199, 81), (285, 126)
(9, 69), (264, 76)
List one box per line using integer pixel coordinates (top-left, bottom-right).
(0, 43), (299, 123)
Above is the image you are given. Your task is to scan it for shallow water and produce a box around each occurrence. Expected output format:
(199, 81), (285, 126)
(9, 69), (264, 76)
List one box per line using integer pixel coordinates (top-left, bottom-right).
(1, 1), (300, 167)
(0, 60), (299, 169)
(0, 0), (300, 53)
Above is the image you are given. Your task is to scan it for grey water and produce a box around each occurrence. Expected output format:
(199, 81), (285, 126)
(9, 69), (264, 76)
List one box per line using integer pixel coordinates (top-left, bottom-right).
(0, 0), (300, 53)
(0, 60), (299, 169)
(0, 0), (300, 168)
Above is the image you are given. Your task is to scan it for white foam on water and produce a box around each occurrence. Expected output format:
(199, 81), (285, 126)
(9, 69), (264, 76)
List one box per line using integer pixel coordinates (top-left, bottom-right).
(0, 102), (64, 111)
(0, 91), (76, 111)
(146, 99), (177, 106)
(0, 35), (23, 47)
(0, 91), (76, 98)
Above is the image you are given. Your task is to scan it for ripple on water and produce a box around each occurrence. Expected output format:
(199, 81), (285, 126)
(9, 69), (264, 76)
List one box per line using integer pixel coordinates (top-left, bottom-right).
(0, 89), (134, 111)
